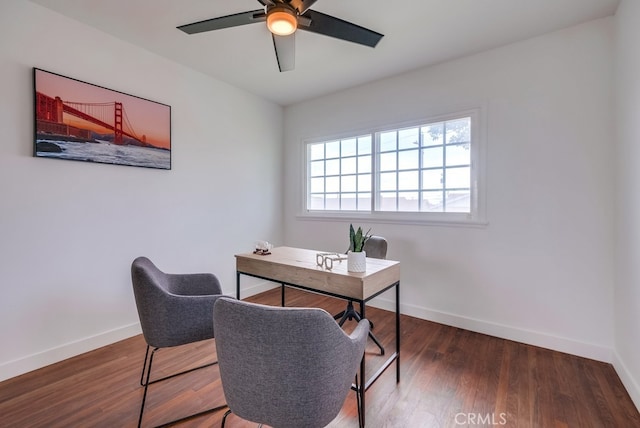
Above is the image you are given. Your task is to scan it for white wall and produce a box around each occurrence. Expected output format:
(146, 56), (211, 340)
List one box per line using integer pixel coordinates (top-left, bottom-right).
(0, 0), (283, 381)
(284, 18), (616, 362)
(4, 1), (636, 406)
(614, 0), (640, 410)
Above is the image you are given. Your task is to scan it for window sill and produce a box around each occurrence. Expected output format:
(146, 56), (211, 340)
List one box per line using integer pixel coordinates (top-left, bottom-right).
(296, 212), (489, 228)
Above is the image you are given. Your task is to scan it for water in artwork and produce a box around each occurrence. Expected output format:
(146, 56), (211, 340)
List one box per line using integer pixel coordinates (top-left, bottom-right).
(36, 139), (170, 169)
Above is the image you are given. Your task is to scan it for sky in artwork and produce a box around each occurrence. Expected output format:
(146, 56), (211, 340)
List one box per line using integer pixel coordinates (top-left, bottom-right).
(35, 69), (170, 149)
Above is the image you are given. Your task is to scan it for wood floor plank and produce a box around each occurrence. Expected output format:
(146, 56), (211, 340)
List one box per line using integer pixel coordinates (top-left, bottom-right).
(0, 287), (638, 428)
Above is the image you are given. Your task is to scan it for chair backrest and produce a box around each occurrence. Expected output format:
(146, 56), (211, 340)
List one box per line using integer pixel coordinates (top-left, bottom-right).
(131, 256), (221, 348)
(213, 297), (368, 428)
(131, 257), (173, 346)
(363, 235), (388, 259)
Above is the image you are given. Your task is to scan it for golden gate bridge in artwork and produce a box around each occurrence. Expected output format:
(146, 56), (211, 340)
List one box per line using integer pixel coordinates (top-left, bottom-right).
(35, 92), (145, 146)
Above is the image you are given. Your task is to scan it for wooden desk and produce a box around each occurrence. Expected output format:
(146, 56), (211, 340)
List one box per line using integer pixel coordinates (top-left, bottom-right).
(235, 246), (400, 426)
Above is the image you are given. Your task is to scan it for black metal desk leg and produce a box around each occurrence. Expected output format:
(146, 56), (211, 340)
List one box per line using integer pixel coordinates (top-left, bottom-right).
(236, 272), (241, 300)
(281, 284), (285, 307)
(357, 301), (385, 355)
(396, 281), (400, 382)
(360, 349), (366, 426)
(360, 300), (366, 426)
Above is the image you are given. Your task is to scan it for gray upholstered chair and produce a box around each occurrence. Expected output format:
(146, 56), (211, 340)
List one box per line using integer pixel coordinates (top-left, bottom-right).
(214, 297), (369, 428)
(335, 235), (388, 355)
(131, 256), (226, 427)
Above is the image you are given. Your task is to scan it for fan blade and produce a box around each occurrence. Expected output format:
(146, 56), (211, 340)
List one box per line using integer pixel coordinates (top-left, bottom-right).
(272, 34), (295, 72)
(177, 10), (265, 34)
(288, 0), (318, 14)
(299, 10), (383, 47)
(257, 0), (275, 6)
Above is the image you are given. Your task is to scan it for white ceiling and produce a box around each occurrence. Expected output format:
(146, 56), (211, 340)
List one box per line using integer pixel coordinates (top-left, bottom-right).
(29, 0), (619, 106)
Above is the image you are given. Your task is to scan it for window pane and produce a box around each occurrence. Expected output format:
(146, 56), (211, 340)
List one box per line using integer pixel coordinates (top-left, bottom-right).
(326, 159), (340, 175)
(341, 157), (356, 174)
(398, 170), (418, 190)
(342, 139), (357, 157)
(446, 144), (470, 167)
(358, 174), (371, 192)
(446, 118), (470, 144)
(398, 128), (419, 150)
(422, 169), (443, 189)
(398, 192), (419, 211)
(422, 147), (443, 168)
(358, 155), (371, 173)
(357, 193), (371, 211)
(326, 141), (340, 158)
(445, 166), (470, 189)
(325, 194), (339, 210)
(341, 193), (357, 210)
(309, 195), (324, 210)
(422, 122), (444, 146)
(422, 191), (444, 212)
(326, 176), (339, 192)
(380, 152), (396, 172)
(445, 190), (470, 213)
(310, 160), (324, 177)
(380, 172), (397, 191)
(398, 149), (419, 170)
(358, 136), (372, 155)
(379, 192), (396, 211)
(341, 175), (356, 192)
(310, 144), (324, 160)
(310, 177), (324, 193)
(380, 131), (396, 152)
(305, 134), (373, 213)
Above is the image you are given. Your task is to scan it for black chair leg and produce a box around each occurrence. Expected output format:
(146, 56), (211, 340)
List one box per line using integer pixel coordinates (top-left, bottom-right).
(336, 301), (375, 329)
(137, 345), (224, 427)
(221, 409), (232, 428)
(365, 325), (385, 356)
(337, 305), (352, 327)
(336, 301), (385, 355)
(140, 345), (151, 386)
(138, 347), (158, 428)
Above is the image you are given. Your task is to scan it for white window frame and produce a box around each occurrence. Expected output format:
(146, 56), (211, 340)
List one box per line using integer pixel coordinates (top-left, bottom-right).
(299, 108), (487, 227)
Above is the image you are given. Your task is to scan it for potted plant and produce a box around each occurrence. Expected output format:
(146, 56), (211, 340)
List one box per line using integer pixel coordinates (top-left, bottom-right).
(348, 224), (371, 272)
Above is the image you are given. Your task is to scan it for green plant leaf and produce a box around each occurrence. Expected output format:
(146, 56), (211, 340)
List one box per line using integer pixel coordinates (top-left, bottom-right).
(349, 224), (372, 252)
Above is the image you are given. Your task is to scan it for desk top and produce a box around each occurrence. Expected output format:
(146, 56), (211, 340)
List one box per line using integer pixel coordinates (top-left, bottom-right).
(235, 246), (400, 300)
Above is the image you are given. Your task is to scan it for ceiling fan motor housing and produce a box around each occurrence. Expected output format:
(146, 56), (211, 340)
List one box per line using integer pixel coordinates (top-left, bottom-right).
(266, 5), (298, 36)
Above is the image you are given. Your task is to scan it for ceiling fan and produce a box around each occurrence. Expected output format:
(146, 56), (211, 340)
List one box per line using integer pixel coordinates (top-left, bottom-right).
(177, 0), (384, 72)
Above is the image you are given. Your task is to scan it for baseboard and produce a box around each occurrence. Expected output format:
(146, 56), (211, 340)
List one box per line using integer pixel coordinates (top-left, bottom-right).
(235, 280), (280, 298)
(241, 282), (614, 363)
(0, 322), (142, 382)
(368, 295), (613, 363)
(612, 351), (640, 411)
(0, 282), (277, 383)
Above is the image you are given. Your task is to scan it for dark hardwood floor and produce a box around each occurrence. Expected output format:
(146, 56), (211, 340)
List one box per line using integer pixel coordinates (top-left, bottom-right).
(1, 287), (638, 428)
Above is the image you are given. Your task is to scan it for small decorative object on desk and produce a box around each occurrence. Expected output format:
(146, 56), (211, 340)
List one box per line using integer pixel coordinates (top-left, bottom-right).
(253, 240), (272, 255)
(316, 252), (347, 270)
(347, 224), (371, 272)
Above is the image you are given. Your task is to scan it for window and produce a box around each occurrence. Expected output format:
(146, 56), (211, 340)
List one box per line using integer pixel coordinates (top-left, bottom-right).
(308, 135), (372, 211)
(304, 110), (485, 224)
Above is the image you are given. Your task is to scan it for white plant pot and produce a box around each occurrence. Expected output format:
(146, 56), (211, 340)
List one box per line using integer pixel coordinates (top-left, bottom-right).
(347, 250), (366, 272)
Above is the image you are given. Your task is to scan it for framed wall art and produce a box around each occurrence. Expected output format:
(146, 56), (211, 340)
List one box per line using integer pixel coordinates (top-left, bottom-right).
(33, 68), (171, 170)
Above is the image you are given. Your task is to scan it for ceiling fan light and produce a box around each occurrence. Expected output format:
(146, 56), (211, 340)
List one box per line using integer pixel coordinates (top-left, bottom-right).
(267, 7), (297, 36)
